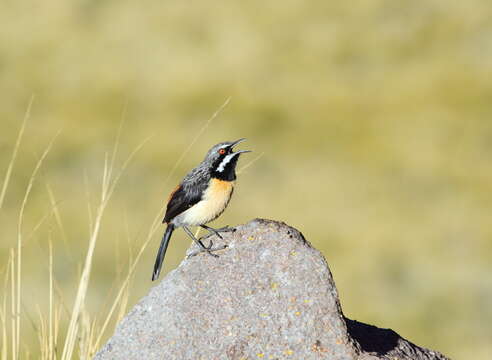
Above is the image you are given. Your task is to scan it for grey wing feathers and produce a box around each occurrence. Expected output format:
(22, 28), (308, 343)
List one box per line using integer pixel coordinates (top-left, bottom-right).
(163, 170), (210, 223)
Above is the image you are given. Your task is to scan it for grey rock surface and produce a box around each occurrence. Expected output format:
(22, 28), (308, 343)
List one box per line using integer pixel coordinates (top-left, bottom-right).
(95, 219), (450, 360)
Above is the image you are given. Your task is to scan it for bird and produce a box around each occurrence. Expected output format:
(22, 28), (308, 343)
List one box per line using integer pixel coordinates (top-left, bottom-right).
(151, 138), (251, 281)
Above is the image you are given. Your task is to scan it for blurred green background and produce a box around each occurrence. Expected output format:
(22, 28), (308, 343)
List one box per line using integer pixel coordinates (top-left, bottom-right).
(1, 0), (492, 358)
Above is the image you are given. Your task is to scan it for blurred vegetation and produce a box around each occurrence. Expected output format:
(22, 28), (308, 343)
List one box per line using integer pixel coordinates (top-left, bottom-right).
(1, 0), (492, 358)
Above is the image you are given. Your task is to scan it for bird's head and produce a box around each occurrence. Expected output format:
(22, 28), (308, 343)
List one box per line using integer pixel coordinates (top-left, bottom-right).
(203, 138), (251, 181)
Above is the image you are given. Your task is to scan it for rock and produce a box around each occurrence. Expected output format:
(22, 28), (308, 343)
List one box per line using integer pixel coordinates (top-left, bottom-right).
(95, 219), (450, 360)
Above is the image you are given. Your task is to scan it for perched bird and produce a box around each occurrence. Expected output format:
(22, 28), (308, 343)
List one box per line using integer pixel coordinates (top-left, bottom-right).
(152, 138), (251, 280)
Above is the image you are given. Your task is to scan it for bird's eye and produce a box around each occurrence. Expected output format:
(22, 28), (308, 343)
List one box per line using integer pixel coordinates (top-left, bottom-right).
(218, 149), (226, 155)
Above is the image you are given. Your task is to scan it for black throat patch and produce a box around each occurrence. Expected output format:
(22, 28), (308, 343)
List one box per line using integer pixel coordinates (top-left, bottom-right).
(211, 153), (239, 181)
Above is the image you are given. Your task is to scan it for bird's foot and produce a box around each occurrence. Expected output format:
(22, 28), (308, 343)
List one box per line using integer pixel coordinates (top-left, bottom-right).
(199, 225), (235, 241)
(187, 241), (228, 259)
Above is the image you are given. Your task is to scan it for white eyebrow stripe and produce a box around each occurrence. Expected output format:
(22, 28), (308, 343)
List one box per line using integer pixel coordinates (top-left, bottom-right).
(216, 153), (237, 172)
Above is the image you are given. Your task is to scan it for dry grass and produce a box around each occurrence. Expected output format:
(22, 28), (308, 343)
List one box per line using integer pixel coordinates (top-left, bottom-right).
(0, 128), (153, 359)
(0, 100), (229, 359)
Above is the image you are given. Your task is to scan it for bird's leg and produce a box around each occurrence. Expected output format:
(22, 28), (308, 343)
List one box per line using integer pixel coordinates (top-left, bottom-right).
(183, 226), (227, 258)
(182, 226), (212, 251)
(199, 224), (235, 244)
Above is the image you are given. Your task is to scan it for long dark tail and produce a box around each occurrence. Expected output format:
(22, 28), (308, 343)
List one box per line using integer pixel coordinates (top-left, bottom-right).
(152, 224), (175, 281)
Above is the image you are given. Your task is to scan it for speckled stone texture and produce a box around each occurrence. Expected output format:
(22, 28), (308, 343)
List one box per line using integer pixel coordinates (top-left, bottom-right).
(95, 219), (449, 360)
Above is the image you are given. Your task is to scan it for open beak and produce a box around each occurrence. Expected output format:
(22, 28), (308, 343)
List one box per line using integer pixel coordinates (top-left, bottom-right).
(231, 138), (251, 154)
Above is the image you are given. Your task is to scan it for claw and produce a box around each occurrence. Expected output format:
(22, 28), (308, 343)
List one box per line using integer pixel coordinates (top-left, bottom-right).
(187, 244), (228, 259)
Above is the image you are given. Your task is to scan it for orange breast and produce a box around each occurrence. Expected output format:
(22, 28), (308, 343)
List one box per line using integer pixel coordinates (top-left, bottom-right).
(180, 178), (234, 226)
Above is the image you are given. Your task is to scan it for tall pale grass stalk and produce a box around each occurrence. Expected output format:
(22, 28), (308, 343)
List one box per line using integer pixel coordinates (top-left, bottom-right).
(84, 170), (94, 233)
(29, 229), (58, 360)
(91, 201), (167, 352)
(164, 97), (230, 184)
(61, 135), (152, 360)
(13, 132), (58, 360)
(45, 183), (70, 258)
(35, 306), (46, 360)
(48, 234), (54, 360)
(1, 254), (12, 360)
(0, 96), (33, 211)
(10, 250), (15, 360)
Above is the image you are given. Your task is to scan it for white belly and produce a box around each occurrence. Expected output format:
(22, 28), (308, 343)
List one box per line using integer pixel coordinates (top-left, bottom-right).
(173, 178), (234, 227)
